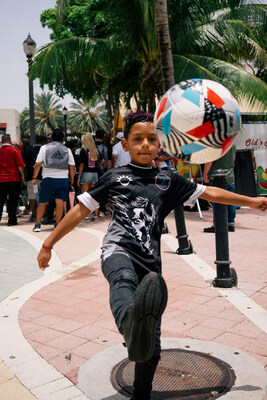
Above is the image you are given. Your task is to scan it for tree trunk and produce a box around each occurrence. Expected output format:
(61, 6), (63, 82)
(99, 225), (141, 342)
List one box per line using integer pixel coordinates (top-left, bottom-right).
(147, 90), (156, 113)
(154, 0), (175, 92)
(154, 0), (191, 256)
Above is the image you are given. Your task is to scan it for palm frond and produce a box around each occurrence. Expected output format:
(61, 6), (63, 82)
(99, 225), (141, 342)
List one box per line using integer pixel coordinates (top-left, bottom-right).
(194, 19), (266, 64)
(67, 98), (108, 134)
(31, 37), (127, 87)
(173, 54), (267, 111)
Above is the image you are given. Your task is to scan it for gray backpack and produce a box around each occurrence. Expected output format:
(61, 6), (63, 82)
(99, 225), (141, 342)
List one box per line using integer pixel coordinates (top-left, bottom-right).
(44, 142), (69, 170)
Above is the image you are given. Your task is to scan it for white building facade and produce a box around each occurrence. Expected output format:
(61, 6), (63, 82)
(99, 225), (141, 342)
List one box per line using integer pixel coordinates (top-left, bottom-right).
(0, 109), (21, 143)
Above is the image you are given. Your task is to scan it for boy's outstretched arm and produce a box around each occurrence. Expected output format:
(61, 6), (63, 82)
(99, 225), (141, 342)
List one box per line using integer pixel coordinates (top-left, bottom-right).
(200, 186), (267, 211)
(37, 203), (90, 271)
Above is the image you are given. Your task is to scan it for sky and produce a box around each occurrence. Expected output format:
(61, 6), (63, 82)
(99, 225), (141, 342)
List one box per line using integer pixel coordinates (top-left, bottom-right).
(0, 0), (74, 113)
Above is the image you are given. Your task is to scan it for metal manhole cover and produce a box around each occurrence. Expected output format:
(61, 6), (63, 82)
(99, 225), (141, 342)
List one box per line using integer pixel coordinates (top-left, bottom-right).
(111, 349), (236, 399)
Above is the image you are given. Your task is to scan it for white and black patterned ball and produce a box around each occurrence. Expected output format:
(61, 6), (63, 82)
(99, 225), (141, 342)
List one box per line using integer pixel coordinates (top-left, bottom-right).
(154, 79), (241, 163)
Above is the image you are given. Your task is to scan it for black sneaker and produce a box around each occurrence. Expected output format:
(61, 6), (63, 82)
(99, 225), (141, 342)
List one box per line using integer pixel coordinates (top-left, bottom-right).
(203, 226), (215, 233)
(33, 223), (41, 232)
(228, 225), (235, 232)
(121, 272), (168, 363)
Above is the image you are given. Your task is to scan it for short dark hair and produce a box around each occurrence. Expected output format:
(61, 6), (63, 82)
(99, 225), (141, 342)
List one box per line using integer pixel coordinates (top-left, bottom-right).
(36, 135), (47, 145)
(95, 129), (106, 140)
(51, 128), (64, 142)
(1, 134), (11, 143)
(123, 111), (154, 139)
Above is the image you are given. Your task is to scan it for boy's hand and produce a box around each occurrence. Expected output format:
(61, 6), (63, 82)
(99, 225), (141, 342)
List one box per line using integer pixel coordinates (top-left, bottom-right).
(250, 197), (267, 211)
(36, 203), (91, 272)
(37, 247), (52, 271)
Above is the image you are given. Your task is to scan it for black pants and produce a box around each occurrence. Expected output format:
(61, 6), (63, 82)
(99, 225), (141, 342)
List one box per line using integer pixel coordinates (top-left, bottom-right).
(0, 181), (21, 225)
(102, 254), (161, 400)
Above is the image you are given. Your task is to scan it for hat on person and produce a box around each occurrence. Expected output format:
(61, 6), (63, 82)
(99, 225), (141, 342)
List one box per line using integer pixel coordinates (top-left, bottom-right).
(116, 132), (124, 140)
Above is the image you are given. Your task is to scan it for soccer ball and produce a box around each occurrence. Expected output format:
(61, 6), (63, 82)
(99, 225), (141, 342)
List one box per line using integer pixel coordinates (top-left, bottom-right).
(154, 79), (241, 164)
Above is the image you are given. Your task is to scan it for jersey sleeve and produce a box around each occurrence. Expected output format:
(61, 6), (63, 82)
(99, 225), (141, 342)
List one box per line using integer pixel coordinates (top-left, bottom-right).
(184, 184), (206, 206)
(171, 172), (199, 207)
(77, 192), (99, 211)
(79, 169), (112, 206)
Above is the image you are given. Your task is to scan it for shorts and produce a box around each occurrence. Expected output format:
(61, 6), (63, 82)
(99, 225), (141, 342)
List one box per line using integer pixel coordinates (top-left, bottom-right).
(80, 172), (98, 184)
(27, 180), (42, 200)
(38, 178), (69, 203)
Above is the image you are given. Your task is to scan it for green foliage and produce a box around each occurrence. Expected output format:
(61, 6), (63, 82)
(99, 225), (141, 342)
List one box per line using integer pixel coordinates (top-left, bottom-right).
(173, 55), (267, 110)
(169, 0), (267, 108)
(32, 0), (267, 114)
(40, 0), (112, 41)
(67, 99), (108, 135)
(20, 92), (63, 137)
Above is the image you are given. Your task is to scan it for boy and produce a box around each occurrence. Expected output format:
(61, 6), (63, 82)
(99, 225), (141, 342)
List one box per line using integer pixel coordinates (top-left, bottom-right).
(37, 111), (267, 400)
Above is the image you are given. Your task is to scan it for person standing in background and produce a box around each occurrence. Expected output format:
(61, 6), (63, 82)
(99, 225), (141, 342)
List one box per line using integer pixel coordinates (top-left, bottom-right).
(0, 134), (25, 226)
(32, 129), (75, 232)
(77, 132), (104, 221)
(112, 132), (131, 168)
(203, 145), (237, 232)
(94, 129), (111, 217)
(95, 129), (111, 173)
(155, 147), (174, 170)
(23, 135), (47, 222)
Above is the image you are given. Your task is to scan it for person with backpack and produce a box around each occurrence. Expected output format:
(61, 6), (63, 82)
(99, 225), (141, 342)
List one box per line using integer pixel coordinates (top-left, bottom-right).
(32, 129), (75, 232)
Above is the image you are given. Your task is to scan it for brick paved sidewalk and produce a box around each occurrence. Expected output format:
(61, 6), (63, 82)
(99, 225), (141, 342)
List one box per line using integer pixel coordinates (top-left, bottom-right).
(0, 207), (266, 399)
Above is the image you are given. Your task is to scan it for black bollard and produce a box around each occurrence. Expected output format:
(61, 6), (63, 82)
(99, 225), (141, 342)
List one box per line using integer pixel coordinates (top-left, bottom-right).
(211, 169), (236, 288)
(174, 205), (193, 254)
(170, 168), (193, 255)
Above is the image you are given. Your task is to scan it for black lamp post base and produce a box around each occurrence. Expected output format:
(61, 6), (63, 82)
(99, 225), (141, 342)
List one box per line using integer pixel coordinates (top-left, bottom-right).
(213, 277), (233, 288)
(213, 267), (238, 288)
(176, 239), (193, 255)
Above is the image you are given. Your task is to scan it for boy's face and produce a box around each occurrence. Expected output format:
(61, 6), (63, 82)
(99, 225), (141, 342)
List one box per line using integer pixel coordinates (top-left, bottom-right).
(121, 122), (159, 167)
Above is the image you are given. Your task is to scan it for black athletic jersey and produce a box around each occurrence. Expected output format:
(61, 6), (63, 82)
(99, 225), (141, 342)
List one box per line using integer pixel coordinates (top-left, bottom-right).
(83, 163), (198, 273)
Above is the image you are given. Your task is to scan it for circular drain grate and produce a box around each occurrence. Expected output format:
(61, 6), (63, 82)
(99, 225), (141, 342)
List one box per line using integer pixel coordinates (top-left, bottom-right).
(111, 349), (236, 399)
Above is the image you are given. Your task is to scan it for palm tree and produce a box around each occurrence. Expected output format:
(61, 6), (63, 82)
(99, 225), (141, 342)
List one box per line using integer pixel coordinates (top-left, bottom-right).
(20, 92), (63, 137)
(153, 0), (175, 91)
(67, 99), (108, 136)
(32, 0), (161, 112)
(168, 0), (267, 110)
(30, 0), (267, 114)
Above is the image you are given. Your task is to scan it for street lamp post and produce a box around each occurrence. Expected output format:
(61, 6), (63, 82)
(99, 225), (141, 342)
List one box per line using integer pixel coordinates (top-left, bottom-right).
(62, 107), (68, 143)
(23, 33), (36, 146)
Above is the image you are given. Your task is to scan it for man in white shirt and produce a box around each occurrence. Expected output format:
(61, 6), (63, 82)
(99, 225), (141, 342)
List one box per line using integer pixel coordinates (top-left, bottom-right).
(112, 132), (131, 167)
(32, 129), (75, 232)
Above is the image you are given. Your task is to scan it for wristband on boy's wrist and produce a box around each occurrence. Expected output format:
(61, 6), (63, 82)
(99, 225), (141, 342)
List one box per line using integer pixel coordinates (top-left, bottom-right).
(42, 244), (53, 250)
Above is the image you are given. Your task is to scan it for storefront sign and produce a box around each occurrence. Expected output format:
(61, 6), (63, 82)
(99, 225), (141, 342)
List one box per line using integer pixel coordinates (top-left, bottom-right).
(235, 122), (267, 196)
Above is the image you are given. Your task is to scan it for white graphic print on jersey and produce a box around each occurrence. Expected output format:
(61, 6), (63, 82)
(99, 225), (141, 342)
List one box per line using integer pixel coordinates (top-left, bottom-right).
(107, 194), (156, 257)
(116, 175), (134, 187)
